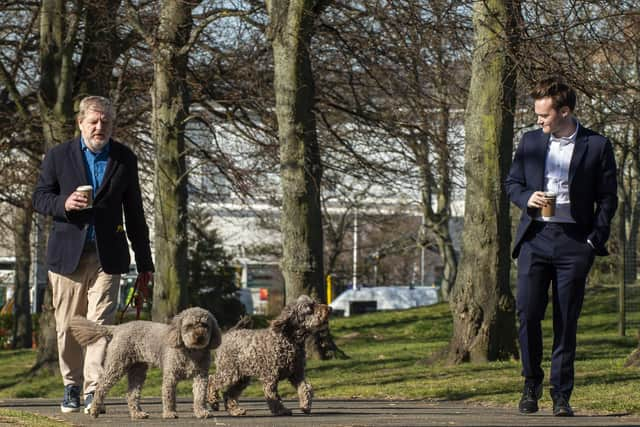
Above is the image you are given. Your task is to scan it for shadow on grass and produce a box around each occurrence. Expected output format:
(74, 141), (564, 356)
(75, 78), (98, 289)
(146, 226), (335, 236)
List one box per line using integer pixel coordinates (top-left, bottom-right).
(311, 368), (522, 402)
(576, 337), (637, 361)
(310, 354), (419, 374)
(0, 378), (23, 391)
(575, 371), (640, 388)
(0, 350), (36, 393)
(334, 318), (444, 336)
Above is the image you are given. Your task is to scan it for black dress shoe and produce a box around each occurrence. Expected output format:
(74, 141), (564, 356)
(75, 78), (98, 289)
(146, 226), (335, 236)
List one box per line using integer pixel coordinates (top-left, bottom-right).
(518, 383), (542, 414)
(552, 393), (574, 417)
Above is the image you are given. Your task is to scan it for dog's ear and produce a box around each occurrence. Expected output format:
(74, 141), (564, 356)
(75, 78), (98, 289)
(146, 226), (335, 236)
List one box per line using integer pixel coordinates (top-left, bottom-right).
(209, 314), (222, 349)
(271, 316), (286, 333)
(166, 313), (184, 348)
(271, 303), (294, 333)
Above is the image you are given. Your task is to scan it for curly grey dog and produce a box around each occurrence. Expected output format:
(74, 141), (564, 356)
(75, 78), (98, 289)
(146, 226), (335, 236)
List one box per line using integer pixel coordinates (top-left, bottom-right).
(69, 307), (221, 419)
(207, 295), (331, 416)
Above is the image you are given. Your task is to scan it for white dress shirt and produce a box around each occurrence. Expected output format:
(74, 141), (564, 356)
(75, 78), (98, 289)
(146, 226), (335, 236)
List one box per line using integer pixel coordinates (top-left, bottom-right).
(536, 121), (579, 223)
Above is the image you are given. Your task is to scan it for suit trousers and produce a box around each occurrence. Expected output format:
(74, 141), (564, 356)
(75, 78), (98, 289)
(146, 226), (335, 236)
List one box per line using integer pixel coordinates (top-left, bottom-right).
(516, 221), (595, 398)
(49, 246), (120, 395)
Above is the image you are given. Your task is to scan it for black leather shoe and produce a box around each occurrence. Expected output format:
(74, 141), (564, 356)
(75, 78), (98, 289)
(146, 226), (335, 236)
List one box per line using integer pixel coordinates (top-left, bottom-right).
(552, 393), (574, 417)
(518, 383), (542, 414)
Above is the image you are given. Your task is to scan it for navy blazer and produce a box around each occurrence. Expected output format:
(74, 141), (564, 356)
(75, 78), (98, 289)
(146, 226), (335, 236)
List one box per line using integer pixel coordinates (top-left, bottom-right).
(33, 138), (154, 275)
(505, 125), (617, 258)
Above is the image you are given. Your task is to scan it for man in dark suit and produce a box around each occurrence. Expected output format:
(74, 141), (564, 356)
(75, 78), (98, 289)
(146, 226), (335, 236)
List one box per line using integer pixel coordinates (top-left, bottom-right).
(506, 78), (617, 417)
(33, 96), (154, 414)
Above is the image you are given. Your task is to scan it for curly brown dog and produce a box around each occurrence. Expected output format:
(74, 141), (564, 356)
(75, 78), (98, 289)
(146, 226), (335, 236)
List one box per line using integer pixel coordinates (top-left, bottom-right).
(207, 295), (331, 416)
(69, 307), (221, 419)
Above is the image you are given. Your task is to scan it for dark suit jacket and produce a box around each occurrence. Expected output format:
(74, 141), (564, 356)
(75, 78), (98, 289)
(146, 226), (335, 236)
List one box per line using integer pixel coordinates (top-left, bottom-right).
(505, 125), (617, 259)
(33, 138), (154, 275)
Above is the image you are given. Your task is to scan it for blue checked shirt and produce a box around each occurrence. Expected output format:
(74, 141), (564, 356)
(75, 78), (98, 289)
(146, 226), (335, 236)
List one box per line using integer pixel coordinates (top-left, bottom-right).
(81, 138), (111, 243)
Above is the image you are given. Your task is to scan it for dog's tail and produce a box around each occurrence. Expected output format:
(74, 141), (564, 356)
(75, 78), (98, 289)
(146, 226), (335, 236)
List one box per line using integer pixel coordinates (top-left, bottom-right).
(68, 316), (113, 346)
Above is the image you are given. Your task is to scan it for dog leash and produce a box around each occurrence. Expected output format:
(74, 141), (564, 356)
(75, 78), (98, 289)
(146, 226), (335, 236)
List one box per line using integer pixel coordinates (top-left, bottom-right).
(118, 272), (153, 322)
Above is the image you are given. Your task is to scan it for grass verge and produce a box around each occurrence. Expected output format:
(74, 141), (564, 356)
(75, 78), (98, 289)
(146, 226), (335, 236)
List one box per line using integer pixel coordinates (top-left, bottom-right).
(0, 408), (68, 426)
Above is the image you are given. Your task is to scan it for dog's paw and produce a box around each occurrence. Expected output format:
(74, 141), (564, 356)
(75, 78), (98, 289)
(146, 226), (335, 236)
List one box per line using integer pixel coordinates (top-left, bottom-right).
(228, 406), (247, 416)
(162, 411), (179, 419)
(130, 410), (149, 419)
(209, 400), (219, 411)
(194, 408), (213, 419)
(90, 406), (100, 418)
(301, 407), (311, 415)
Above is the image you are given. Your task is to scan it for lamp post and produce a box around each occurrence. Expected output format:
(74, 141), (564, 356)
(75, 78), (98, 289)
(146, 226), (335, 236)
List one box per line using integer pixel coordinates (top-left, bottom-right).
(352, 208), (358, 290)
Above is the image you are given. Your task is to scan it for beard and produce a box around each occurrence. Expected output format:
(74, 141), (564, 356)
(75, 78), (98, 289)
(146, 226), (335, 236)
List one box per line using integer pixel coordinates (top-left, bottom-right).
(85, 135), (110, 152)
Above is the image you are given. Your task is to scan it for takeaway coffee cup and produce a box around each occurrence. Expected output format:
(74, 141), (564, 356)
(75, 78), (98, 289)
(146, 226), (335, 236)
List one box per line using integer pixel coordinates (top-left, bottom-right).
(76, 185), (93, 208)
(541, 192), (556, 217)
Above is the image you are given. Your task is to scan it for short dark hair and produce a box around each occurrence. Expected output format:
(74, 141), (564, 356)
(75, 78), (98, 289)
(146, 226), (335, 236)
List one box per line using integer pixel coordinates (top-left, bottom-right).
(530, 77), (576, 111)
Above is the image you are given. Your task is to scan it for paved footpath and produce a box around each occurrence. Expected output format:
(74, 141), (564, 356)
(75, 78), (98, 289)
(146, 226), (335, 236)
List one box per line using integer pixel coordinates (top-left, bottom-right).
(2, 398), (640, 427)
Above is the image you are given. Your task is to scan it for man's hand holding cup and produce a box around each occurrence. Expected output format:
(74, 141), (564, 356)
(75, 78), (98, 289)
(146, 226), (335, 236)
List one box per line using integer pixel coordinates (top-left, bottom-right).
(65, 185), (93, 211)
(527, 191), (557, 217)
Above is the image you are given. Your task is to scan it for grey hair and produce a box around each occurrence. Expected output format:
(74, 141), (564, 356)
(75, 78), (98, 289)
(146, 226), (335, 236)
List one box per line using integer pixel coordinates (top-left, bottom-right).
(77, 96), (114, 122)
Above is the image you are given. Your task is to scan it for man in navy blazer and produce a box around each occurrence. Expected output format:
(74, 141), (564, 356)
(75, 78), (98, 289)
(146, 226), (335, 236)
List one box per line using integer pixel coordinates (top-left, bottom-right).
(506, 78), (617, 417)
(33, 96), (154, 414)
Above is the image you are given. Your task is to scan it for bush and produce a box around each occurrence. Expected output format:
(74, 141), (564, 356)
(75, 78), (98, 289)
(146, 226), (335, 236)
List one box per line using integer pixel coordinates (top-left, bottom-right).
(0, 313), (39, 349)
(0, 314), (11, 348)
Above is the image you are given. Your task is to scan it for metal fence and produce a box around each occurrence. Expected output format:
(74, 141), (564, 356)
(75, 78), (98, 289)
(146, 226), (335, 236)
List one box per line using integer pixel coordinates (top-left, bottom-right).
(621, 235), (640, 336)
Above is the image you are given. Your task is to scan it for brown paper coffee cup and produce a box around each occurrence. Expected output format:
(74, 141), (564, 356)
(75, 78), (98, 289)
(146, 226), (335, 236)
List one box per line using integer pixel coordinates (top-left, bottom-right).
(541, 192), (556, 217)
(76, 185), (93, 208)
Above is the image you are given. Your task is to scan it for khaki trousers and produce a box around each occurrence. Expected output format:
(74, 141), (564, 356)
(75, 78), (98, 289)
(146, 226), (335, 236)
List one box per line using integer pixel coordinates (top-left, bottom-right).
(49, 248), (120, 395)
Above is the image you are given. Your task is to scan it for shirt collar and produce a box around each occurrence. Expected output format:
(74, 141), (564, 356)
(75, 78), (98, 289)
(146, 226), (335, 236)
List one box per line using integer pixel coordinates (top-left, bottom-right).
(550, 120), (579, 146)
(80, 137), (111, 155)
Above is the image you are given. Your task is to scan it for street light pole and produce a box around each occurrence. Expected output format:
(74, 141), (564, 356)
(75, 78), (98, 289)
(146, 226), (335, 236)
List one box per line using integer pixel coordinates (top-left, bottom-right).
(352, 208), (358, 290)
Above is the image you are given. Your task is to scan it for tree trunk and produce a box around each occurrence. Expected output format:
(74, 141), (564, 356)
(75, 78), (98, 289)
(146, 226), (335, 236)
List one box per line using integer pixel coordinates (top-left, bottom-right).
(447, 0), (520, 364)
(12, 201), (33, 349)
(266, 0), (325, 304)
(622, 124), (640, 285)
(621, 124), (640, 345)
(433, 105), (457, 299)
(417, 141), (457, 300)
(433, 224), (457, 299)
(33, 0), (78, 374)
(267, 0), (331, 360)
(150, 0), (193, 322)
(416, 105), (458, 300)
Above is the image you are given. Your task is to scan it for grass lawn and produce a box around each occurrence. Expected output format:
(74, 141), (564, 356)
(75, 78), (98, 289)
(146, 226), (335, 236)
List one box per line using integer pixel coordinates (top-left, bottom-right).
(1, 284), (639, 415)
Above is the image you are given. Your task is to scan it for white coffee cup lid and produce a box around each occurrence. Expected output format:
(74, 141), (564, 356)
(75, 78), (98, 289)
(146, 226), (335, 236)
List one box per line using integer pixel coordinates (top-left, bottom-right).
(77, 185), (93, 191)
(544, 192), (557, 197)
